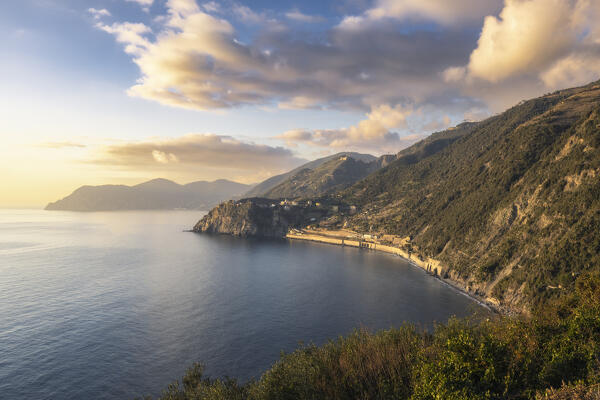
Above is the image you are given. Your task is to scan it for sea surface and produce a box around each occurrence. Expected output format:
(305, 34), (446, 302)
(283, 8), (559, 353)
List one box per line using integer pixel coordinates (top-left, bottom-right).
(0, 209), (482, 399)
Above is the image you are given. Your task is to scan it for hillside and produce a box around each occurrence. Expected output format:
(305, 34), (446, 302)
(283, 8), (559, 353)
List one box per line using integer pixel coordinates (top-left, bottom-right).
(45, 178), (252, 211)
(244, 152), (377, 198)
(261, 155), (383, 199)
(341, 80), (600, 311)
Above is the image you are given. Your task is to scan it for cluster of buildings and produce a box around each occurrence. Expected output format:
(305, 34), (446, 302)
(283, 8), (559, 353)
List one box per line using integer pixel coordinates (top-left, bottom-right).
(284, 199), (357, 213)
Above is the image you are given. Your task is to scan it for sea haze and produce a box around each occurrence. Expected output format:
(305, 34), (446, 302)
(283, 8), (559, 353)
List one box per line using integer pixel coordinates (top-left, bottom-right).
(0, 209), (483, 399)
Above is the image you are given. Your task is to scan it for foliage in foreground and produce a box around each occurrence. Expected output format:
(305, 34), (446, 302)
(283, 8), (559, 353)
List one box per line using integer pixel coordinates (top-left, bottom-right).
(145, 274), (600, 400)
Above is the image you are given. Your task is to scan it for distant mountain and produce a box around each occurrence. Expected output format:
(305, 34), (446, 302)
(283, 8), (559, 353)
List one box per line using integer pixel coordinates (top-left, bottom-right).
(244, 152), (377, 198)
(245, 152), (386, 199)
(45, 178), (252, 211)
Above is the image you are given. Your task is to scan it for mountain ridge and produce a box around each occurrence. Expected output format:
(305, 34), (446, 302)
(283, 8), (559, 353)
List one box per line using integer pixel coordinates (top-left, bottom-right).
(45, 178), (252, 211)
(243, 152), (378, 198)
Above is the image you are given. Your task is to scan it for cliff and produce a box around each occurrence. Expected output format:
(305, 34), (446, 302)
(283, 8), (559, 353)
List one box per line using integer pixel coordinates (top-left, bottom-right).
(193, 199), (329, 238)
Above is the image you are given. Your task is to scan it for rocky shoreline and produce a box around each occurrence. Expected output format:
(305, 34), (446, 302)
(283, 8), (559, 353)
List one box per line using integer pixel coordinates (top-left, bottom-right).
(193, 198), (335, 237)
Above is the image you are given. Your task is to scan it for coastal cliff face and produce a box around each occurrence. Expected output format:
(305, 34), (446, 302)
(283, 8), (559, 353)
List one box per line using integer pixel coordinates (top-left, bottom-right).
(193, 199), (312, 238)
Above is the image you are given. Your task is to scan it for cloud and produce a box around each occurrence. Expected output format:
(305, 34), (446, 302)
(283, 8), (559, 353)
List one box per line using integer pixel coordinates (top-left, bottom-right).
(202, 1), (220, 13)
(285, 9), (325, 23)
(464, 0), (600, 85)
(96, 0), (479, 112)
(125, 0), (153, 6)
(88, 8), (111, 19)
(467, 0), (575, 83)
(442, 66), (467, 83)
(422, 115), (452, 131)
(37, 141), (87, 149)
(97, 22), (150, 55)
(92, 134), (305, 174)
(426, 0), (600, 111)
(276, 104), (420, 153)
(340, 0), (501, 27)
(276, 129), (315, 146)
(152, 150), (178, 163)
(95, 0), (600, 141)
(232, 5), (268, 24)
(540, 51), (600, 90)
(278, 96), (324, 110)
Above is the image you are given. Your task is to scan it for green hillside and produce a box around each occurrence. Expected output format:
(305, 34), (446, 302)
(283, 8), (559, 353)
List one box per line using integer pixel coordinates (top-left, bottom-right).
(342, 81), (600, 311)
(261, 155), (381, 199)
(244, 152), (377, 198)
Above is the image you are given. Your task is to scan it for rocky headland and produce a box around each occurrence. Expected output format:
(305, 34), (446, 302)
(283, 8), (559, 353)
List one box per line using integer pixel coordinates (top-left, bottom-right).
(193, 198), (334, 238)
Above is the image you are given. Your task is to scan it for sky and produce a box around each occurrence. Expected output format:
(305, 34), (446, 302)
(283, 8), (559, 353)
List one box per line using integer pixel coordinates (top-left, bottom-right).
(1, 0), (599, 207)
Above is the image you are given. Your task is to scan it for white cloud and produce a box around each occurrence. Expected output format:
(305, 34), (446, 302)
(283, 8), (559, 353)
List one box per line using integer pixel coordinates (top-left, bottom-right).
(277, 104), (417, 152)
(233, 5), (268, 24)
(96, 0), (600, 133)
(88, 8), (111, 19)
(38, 141), (87, 149)
(278, 96), (324, 110)
(125, 0), (153, 6)
(167, 0), (201, 18)
(152, 150), (179, 163)
(541, 52), (600, 90)
(93, 134), (305, 181)
(285, 9), (325, 23)
(340, 0), (501, 27)
(466, 0), (600, 86)
(202, 1), (220, 13)
(98, 2), (475, 112)
(97, 134), (300, 167)
(97, 22), (151, 55)
(442, 66), (467, 83)
(468, 0), (575, 83)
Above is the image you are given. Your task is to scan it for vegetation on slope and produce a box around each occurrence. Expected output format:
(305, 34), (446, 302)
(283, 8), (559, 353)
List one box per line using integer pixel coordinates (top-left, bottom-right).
(340, 81), (600, 311)
(244, 152), (377, 198)
(262, 156), (381, 199)
(143, 272), (600, 400)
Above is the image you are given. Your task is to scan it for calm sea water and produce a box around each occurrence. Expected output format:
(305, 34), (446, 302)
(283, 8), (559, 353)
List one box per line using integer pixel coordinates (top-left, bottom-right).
(0, 209), (482, 399)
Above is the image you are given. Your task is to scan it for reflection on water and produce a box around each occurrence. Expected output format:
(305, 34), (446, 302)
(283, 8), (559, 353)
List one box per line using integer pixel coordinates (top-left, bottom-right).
(0, 209), (483, 399)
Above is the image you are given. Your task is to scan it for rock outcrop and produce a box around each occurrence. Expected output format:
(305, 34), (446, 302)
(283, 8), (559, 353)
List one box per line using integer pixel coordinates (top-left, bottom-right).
(193, 199), (321, 238)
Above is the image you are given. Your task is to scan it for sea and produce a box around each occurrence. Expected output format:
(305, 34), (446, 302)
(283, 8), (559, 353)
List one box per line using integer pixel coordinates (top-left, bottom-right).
(0, 209), (483, 399)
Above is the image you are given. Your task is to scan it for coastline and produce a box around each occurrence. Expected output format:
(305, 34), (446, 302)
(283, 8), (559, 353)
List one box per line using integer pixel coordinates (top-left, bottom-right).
(286, 229), (499, 314)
